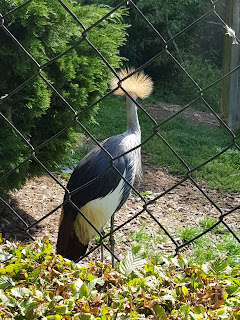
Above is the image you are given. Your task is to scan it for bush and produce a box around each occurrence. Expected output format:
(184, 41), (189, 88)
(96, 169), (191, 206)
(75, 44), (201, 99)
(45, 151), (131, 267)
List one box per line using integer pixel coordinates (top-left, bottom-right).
(174, 54), (222, 111)
(0, 0), (128, 195)
(0, 238), (240, 319)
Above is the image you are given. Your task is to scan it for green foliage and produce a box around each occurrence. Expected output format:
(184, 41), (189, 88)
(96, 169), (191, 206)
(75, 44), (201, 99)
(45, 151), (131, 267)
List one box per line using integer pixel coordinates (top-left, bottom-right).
(87, 0), (223, 105)
(0, 238), (240, 319)
(119, 0), (223, 114)
(199, 216), (226, 234)
(180, 226), (201, 242)
(174, 54), (222, 112)
(0, 0), (128, 195)
(120, 0), (208, 77)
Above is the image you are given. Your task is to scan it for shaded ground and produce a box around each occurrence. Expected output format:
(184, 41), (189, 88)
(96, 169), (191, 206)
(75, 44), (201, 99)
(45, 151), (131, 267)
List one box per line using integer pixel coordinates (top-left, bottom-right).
(1, 103), (239, 263)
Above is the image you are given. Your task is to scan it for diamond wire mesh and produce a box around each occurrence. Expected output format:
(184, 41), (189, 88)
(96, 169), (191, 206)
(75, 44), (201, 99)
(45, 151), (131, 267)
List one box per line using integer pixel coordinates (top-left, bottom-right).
(0, 0), (239, 264)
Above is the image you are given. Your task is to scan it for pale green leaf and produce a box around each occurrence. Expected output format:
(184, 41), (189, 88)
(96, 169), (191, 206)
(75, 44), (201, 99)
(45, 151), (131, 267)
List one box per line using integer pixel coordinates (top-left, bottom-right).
(210, 257), (229, 276)
(0, 289), (9, 305)
(72, 278), (83, 291)
(48, 295), (63, 309)
(119, 246), (146, 275)
(0, 276), (13, 289)
(0, 249), (13, 262)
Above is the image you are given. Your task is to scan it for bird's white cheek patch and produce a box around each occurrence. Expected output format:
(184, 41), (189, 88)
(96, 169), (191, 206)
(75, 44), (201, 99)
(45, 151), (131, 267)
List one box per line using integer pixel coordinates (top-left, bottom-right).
(74, 172), (126, 244)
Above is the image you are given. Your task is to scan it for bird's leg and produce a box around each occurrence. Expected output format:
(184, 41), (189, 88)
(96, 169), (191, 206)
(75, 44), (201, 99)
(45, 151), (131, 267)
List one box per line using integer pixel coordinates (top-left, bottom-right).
(110, 214), (115, 268)
(100, 228), (105, 262)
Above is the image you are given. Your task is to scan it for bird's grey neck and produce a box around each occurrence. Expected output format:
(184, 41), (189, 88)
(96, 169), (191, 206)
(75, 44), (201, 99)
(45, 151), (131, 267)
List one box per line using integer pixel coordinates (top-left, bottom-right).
(126, 95), (140, 134)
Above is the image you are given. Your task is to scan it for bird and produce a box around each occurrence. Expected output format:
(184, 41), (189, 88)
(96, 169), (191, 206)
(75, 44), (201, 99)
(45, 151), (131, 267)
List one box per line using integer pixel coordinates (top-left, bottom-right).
(56, 68), (153, 262)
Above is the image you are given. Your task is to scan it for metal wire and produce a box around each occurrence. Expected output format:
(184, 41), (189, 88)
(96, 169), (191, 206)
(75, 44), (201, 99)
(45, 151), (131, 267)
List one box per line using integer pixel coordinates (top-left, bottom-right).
(0, 0), (239, 265)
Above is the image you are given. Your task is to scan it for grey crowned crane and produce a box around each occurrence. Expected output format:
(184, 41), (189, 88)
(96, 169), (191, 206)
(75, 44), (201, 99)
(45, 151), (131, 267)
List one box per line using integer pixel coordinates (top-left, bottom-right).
(56, 68), (153, 261)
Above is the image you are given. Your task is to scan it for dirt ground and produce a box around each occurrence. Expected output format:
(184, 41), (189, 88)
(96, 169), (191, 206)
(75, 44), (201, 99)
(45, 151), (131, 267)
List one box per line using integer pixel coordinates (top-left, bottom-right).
(1, 103), (239, 264)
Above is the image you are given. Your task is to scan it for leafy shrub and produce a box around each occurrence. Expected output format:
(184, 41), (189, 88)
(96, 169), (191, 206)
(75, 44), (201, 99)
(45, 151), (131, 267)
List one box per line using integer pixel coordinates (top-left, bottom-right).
(0, 238), (240, 319)
(0, 0), (128, 195)
(174, 54), (222, 112)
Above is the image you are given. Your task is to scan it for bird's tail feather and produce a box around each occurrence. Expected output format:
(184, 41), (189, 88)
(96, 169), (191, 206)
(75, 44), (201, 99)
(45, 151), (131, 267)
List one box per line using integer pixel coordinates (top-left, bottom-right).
(56, 207), (88, 261)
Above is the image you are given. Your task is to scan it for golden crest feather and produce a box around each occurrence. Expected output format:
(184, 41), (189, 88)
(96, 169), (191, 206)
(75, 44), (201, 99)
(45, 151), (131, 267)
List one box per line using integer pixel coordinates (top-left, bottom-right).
(110, 68), (153, 99)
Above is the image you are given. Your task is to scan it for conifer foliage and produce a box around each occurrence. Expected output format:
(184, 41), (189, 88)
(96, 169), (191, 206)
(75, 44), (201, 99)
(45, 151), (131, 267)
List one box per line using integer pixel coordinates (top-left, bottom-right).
(0, 0), (128, 195)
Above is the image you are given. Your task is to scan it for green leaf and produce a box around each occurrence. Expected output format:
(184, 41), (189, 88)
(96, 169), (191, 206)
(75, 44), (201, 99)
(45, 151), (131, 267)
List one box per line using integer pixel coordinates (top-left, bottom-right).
(87, 278), (104, 292)
(171, 256), (187, 269)
(0, 249), (13, 262)
(210, 257), (229, 276)
(46, 315), (65, 320)
(11, 287), (32, 298)
(0, 276), (13, 289)
(72, 278), (84, 291)
(52, 304), (69, 315)
(189, 311), (201, 320)
(119, 246), (146, 275)
(79, 282), (88, 299)
(179, 303), (190, 320)
(77, 313), (94, 320)
(153, 304), (167, 319)
(0, 289), (10, 306)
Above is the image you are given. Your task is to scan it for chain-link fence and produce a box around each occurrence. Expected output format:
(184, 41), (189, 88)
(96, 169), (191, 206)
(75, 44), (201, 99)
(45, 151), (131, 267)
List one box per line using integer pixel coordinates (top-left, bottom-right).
(0, 0), (240, 265)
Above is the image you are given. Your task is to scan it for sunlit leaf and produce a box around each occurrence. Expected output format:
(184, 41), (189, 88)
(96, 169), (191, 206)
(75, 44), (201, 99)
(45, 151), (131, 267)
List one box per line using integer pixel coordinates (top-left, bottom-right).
(79, 282), (88, 299)
(0, 249), (13, 262)
(0, 288), (9, 305)
(11, 287), (32, 298)
(182, 286), (189, 296)
(48, 295), (63, 309)
(210, 257), (229, 276)
(73, 278), (84, 292)
(153, 304), (167, 319)
(119, 246), (146, 275)
(77, 313), (95, 320)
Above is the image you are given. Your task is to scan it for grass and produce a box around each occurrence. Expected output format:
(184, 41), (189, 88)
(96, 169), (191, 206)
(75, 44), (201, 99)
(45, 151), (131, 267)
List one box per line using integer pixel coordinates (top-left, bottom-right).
(129, 223), (168, 265)
(67, 94), (240, 193)
(195, 148), (240, 192)
(179, 217), (240, 267)
(188, 233), (240, 267)
(127, 217), (240, 267)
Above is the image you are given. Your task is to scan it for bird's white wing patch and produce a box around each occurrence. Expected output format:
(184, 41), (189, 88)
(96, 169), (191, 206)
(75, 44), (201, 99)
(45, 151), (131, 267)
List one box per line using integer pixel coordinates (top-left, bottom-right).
(74, 171), (126, 244)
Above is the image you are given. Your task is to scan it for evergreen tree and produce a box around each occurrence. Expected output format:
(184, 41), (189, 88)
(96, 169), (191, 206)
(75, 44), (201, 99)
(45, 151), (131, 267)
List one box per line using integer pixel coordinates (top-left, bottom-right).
(0, 0), (128, 195)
